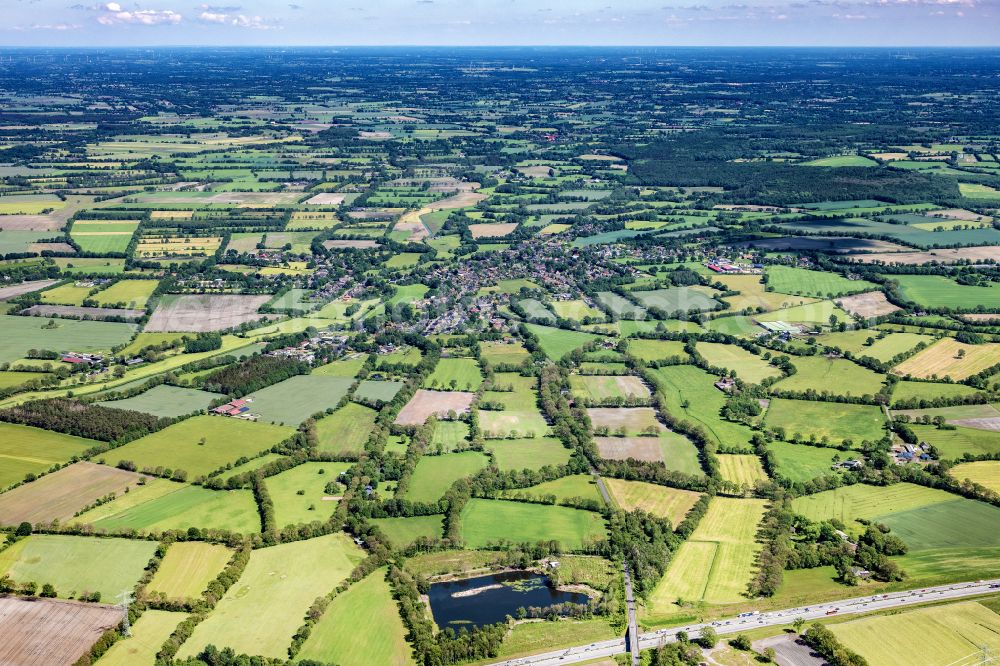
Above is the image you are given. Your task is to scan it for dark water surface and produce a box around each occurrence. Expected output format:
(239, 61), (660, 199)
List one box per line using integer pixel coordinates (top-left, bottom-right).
(428, 570), (590, 629)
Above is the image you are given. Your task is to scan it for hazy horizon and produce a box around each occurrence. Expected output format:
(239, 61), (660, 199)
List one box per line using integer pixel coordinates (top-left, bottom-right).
(2, 0), (997, 48)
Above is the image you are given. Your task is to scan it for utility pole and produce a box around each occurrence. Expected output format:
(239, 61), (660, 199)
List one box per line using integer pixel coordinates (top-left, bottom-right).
(116, 589), (133, 637)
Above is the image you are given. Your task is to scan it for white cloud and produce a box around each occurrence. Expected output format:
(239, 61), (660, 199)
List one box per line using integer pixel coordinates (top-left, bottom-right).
(197, 4), (278, 28)
(95, 3), (183, 25)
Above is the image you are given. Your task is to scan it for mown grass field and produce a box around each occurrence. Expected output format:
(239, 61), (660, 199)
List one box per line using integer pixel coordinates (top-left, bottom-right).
(315, 402), (378, 454)
(97, 610), (185, 666)
(774, 355), (885, 397)
(295, 568), (415, 666)
(405, 451), (489, 503)
(819, 330), (933, 363)
(550, 299), (605, 321)
(312, 356), (366, 377)
(647, 498), (767, 618)
(460, 499), (607, 550)
(424, 357), (483, 391)
(0, 314), (135, 365)
(604, 478), (702, 525)
(74, 479), (261, 533)
(109, 415), (293, 477)
(764, 398), (885, 444)
(697, 342), (781, 384)
(0, 422), (96, 489)
(97, 384), (222, 418)
(371, 515), (444, 549)
(766, 266), (876, 298)
(431, 420), (470, 449)
(486, 437), (572, 471)
(0, 534), (156, 600)
(631, 286), (720, 313)
(177, 533), (364, 660)
(717, 454), (768, 486)
(524, 323), (599, 360)
(93, 279), (158, 309)
(266, 462), (352, 527)
(894, 338), (1000, 381)
(891, 379), (982, 405)
(248, 375), (354, 425)
(480, 340), (531, 366)
(830, 602), (1000, 666)
(147, 541), (233, 600)
(354, 379), (403, 402)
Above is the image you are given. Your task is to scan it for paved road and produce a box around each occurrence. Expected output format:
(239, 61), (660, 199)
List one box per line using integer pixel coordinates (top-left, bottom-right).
(622, 562), (640, 666)
(487, 578), (1000, 666)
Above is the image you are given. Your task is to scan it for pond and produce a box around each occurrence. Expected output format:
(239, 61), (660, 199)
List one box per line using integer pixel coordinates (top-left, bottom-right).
(427, 570), (591, 630)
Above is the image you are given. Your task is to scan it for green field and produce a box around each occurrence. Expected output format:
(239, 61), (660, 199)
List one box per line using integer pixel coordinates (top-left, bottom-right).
(647, 497), (767, 618)
(604, 478), (702, 525)
(312, 356), (366, 377)
(802, 155), (879, 167)
(295, 568), (415, 666)
(773, 355), (885, 397)
(480, 340), (531, 366)
(315, 403), (378, 454)
(631, 286), (720, 313)
(766, 266), (876, 298)
(93, 279), (158, 309)
(40, 282), (93, 305)
(891, 380), (982, 405)
(147, 541), (233, 600)
(248, 375), (354, 425)
(74, 479), (261, 533)
(97, 610), (185, 666)
(405, 452), (489, 503)
(0, 314), (135, 364)
(819, 331), (933, 363)
(569, 374), (651, 402)
(0, 422), (96, 489)
(486, 437), (572, 471)
(0, 534), (156, 600)
(97, 384), (223, 418)
(717, 454), (768, 486)
(424, 357), (483, 391)
(890, 274), (1000, 309)
(768, 440), (847, 483)
(627, 338), (688, 363)
(460, 498), (607, 550)
(550, 299), (605, 321)
(354, 379), (403, 402)
(764, 398), (885, 444)
(909, 424), (1000, 459)
(697, 342), (781, 384)
(431, 420), (470, 449)
(501, 474), (604, 504)
(109, 415), (294, 477)
(830, 601), (1000, 666)
(178, 533), (364, 660)
(266, 462), (352, 527)
(648, 365), (756, 448)
(524, 323), (600, 360)
(371, 515), (444, 549)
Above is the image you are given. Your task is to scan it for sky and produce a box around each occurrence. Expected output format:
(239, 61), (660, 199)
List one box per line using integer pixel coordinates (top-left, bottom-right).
(1, 0), (997, 47)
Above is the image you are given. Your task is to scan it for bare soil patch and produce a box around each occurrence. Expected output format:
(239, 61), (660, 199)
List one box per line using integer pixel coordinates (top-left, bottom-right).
(950, 417), (1000, 432)
(0, 462), (147, 526)
(753, 634), (825, 666)
(734, 237), (909, 253)
(0, 279), (59, 301)
(927, 208), (993, 222)
(0, 596), (123, 666)
(304, 193), (347, 205)
(0, 215), (63, 231)
(145, 294), (270, 332)
(425, 190), (486, 211)
(394, 389), (476, 425)
(28, 242), (76, 254)
(845, 246), (1000, 265)
(595, 437), (663, 462)
(835, 291), (901, 318)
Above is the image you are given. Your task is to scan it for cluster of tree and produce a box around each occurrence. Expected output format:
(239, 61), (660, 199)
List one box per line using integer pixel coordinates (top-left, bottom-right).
(201, 356), (310, 396)
(0, 398), (171, 443)
(183, 333), (223, 353)
(802, 623), (870, 666)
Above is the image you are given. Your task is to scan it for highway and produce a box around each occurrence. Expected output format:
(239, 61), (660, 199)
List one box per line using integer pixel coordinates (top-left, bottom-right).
(486, 578), (1000, 666)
